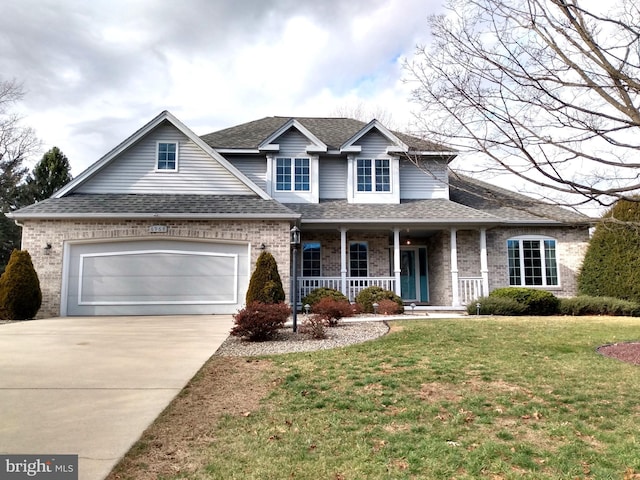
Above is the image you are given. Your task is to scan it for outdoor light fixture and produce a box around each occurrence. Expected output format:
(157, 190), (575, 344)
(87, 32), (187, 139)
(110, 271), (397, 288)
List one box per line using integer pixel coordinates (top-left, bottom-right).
(373, 302), (379, 315)
(44, 243), (52, 255)
(410, 302), (416, 314)
(260, 243), (266, 250)
(304, 304), (311, 315)
(290, 226), (301, 332)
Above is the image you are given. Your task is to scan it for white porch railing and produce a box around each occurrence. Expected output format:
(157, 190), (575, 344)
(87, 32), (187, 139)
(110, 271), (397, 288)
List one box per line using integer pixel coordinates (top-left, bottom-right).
(459, 277), (484, 305)
(298, 276), (396, 302)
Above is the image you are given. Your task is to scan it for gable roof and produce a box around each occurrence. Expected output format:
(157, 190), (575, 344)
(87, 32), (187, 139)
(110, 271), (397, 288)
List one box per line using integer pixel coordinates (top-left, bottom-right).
(54, 111), (271, 200)
(201, 116), (451, 153)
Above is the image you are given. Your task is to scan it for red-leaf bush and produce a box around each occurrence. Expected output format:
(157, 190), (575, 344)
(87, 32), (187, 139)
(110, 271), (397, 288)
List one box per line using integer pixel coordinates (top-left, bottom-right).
(312, 297), (355, 327)
(231, 301), (291, 341)
(377, 298), (403, 315)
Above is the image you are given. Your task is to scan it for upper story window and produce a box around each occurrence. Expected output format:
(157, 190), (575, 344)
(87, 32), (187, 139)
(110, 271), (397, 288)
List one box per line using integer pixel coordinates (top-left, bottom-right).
(508, 237), (559, 286)
(276, 157), (310, 191)
(302, 242), (321, 276)
(157, 142), (178, 171)
(357, 158), (390, 192)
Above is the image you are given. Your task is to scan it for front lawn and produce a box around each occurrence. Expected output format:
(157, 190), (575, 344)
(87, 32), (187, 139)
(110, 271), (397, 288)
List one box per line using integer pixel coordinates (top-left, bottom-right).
(111, 316), (640, 479)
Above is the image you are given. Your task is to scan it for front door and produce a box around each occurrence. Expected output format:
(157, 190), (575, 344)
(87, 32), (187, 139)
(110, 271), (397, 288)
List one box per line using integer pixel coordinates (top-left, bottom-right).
(400, 249), (419, 301)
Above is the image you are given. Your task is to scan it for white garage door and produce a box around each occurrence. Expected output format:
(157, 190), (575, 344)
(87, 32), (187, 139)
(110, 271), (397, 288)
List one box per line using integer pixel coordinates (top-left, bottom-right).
(63, 240), (249, 316)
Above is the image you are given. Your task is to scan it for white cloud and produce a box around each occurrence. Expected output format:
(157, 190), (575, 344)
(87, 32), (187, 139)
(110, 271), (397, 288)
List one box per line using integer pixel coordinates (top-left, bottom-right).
(1, 0), (444, 174)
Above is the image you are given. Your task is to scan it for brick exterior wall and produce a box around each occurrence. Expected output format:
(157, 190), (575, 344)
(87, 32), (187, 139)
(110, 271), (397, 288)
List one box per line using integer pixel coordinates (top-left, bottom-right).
(20, 219), (291, 318)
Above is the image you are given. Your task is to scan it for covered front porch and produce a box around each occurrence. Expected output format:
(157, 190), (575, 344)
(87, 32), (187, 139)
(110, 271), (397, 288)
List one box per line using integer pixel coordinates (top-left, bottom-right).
(292, 226), (491, 308)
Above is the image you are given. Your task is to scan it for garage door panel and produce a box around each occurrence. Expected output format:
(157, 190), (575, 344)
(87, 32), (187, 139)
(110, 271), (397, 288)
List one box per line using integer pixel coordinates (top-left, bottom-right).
(65, 240), (249, 316)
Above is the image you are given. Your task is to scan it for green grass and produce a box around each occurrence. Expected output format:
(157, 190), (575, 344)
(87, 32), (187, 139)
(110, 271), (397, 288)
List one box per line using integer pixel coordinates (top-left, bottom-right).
(193, 317), (640, 479)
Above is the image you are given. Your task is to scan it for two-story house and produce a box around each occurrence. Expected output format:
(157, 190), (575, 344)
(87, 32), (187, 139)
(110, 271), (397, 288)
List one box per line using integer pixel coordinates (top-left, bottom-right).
(10, 111), (591, 317)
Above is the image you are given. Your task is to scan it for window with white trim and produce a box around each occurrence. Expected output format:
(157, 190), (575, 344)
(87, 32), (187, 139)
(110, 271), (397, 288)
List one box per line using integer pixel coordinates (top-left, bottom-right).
(357, 158), (390, 192)
(508, 237), (558, 286)
(276, 157), (310, 191)
(349, 241), (368, 277)
(302, 242), (321, 277)
(157, 142), (178, 171)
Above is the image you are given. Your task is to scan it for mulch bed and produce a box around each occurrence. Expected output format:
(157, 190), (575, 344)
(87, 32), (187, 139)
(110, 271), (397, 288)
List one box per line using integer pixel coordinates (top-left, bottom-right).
(597, 342), (640, 365)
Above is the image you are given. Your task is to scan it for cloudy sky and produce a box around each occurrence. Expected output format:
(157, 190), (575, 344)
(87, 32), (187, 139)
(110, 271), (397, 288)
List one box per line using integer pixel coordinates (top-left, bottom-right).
(1, 0), (444, 175)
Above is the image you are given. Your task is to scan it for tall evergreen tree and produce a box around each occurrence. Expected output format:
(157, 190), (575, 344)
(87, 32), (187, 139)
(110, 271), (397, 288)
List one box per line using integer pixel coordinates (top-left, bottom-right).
(22, 146), (72, 204)
(578, 198), (640, 302)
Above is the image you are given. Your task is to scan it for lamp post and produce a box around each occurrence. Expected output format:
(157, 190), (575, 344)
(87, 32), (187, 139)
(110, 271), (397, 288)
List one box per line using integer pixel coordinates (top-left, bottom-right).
(290, 226), (301, 332)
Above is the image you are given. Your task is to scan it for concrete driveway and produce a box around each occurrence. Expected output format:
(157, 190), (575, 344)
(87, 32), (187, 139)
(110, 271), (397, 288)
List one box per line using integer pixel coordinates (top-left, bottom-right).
(0, 315), (233, 480)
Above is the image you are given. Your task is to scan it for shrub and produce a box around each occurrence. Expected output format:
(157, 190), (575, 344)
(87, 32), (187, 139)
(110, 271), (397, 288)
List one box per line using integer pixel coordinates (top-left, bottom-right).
(355, 286), (403, 314)
(578, 197), (640, 303)
(312, 297), (354, 327)
(467, 296), (527, 316)
(559, 296), (640, 317)
(245, 252), (285, 304)
(0, 250), (41, 320)
(299, 315), (328, 339)
(377, 298), (403, 315)
(301, 288), (349, 307)
(230, 301), (291, 341)
(489, 287), (560, 315)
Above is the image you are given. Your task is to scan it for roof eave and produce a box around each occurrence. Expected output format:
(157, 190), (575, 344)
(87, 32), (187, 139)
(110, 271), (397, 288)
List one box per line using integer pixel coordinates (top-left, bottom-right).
(9, 212), (301, 221)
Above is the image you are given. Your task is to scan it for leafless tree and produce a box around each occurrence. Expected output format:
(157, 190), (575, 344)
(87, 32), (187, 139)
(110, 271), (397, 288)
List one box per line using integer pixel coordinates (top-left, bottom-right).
(405, 0), (640, 208)
(331, 101), (397, 129)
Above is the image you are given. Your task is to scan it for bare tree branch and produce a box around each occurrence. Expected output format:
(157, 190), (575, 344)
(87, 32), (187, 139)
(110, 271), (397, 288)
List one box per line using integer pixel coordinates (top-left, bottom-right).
(404, 0), (640, 207)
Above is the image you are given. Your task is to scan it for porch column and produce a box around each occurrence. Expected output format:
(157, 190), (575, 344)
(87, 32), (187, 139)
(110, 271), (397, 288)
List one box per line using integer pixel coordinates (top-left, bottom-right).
(450, 227), (460, 306)
(340, 227), (348, 298)
(393, 228), (401, 297)
(480, 228), (489, 296)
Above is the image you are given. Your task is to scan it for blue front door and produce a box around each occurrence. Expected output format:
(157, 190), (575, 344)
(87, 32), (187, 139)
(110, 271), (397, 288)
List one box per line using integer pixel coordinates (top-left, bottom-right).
(400, 249), (418, 301)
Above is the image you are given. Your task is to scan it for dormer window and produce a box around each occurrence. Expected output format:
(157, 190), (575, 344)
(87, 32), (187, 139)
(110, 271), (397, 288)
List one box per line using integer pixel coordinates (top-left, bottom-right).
(157, 142), (178, 171)
(357, 158), (390, 192)
(276, 157), (310, 191)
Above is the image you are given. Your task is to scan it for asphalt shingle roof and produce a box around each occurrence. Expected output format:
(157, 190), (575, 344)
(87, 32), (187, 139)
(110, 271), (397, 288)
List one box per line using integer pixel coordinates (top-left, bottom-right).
(449, 173), (591, 224)
(10, 194), (300, 219)
(284, 198), (499, 224)
(201, 116), (449, 152)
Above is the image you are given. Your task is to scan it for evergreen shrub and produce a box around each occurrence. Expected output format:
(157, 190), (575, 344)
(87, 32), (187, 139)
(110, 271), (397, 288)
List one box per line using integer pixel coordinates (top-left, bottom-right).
(489, 287), (560, 315)
(559, 296), (640, 316)
(578, 198), (640, 302)
(301, 287), (349, 307)
(245, 252), (285, 304)
(0, 249), (41, 320)
(466, 296), (527, 316)
(355, 286), (403, 314)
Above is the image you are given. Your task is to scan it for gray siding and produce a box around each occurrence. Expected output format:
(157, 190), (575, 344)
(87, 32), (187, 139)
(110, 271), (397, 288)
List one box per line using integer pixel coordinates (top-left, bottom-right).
(227, 156), (267, 191)
(277, 128), (310, 156)
(76, 123), (255, 195)
(355, 130), (392, 156)
(400, 158), (449, 199)
(319, 158), (347, 199)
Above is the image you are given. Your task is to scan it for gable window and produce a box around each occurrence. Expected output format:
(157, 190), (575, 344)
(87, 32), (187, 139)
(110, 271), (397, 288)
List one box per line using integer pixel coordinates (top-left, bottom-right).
(276, 157), (310, 191)
(508, 237), (558, 286)
(157, 142), (178, 171)
(302, 242), (321, 277)
(357, 158), (390, 192)
(349, 241), (368, 277)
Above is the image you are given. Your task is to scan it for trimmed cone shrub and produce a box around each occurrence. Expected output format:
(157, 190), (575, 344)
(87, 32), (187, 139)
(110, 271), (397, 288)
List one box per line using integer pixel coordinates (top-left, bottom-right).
(302, 287), (349, 307)
(246, 251), (285, 304)
(489, 287), (559, 315)
(231, 301), (291, 341)
(0, 249), (42, 320)
(578, 198), (640, 303)
(355, 286), (403, 314)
